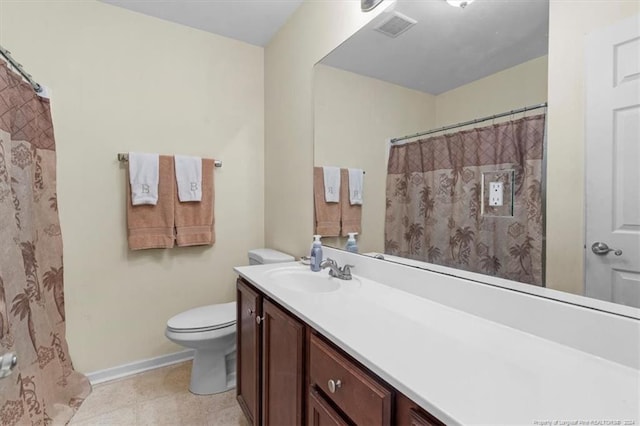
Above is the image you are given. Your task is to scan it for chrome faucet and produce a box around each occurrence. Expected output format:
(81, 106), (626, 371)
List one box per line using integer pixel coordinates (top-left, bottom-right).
(320, 258), (354, 280)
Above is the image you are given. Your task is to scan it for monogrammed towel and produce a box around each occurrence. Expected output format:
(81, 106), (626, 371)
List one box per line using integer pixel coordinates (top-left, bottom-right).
(174, 158), (215, 246)
(314, 167), (341, 236)
(341, 168), (361, 236)
(126, 155), (175, 249)
(174, 155), (202, 202)
(128, 152), (159, 205)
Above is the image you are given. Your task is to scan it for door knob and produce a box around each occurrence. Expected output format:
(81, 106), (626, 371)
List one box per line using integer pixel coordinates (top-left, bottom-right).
(0, 352), (17, 379)
(591, 242), (622, 256)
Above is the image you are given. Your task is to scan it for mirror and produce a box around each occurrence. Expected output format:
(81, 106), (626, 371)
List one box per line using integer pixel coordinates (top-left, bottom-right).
(313, 0), (640, 313)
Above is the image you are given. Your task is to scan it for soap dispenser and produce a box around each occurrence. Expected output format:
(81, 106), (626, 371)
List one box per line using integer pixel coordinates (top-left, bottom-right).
(345, 232), (358, 253)
(310, 235), (323, 272)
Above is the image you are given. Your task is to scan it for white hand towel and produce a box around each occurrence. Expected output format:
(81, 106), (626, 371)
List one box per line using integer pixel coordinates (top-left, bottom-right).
(348, 168), (364, 205)
(174, 155), (203, 202)
(129, 152), (159, 205)
(322, 166), (341, 203)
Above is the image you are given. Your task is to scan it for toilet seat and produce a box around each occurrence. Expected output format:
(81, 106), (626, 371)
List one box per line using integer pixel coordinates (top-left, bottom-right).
(167, 302), (236, 333)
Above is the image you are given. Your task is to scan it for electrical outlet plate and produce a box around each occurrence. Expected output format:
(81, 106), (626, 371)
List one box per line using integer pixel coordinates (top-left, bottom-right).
(489, 182), (504, 206)
(481, 170), (515, 217)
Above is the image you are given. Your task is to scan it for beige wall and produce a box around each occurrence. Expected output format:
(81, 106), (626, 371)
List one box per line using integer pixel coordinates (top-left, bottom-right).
(546, 1), (639, 294)
(314, 64), (436, 252)
(435, 56), (548, 127)
(313, 57), (547, 253)
(264, 1), (389, 259)
(0, 1), (264, 372)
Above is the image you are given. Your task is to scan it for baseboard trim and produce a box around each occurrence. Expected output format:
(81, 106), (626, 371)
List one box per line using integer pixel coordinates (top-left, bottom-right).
(86, 349), (195, 385)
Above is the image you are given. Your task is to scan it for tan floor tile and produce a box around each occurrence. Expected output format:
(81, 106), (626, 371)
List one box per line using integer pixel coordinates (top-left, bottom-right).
(203, 403), (249, 426)
(72, 377), (138, 421)
(69, 403), (138, 426)
(135, 391), (220, 425)
(68, 361), (246, 426)
(129, 362), (192, 402)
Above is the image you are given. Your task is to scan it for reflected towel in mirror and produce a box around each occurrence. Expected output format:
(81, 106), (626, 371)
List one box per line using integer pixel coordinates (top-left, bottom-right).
(322, 166), (341, 202)
(314, 167), (341, 236)
(348, 168), (364, 205)
(341, 168), (361, 236)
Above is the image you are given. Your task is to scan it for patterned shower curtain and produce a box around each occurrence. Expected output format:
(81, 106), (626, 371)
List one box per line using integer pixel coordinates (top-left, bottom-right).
(0, 62), (90, 424)
(385, 114), (545, 285)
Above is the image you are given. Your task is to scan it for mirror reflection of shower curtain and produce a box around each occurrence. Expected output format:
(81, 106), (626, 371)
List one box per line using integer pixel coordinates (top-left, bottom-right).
(384, 114), (545, 286)
(0, 62), (91, 424)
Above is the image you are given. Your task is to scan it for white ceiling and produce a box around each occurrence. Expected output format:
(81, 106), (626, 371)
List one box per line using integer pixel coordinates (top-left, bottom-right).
(99, 0), (305, 46)
(321, 0), (549, 95)
(98, 0), (549, 92)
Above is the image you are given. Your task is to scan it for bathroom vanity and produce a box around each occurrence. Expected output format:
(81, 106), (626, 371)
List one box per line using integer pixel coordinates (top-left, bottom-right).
(234, 248), (639, 425)
(236, 277), (440, 426)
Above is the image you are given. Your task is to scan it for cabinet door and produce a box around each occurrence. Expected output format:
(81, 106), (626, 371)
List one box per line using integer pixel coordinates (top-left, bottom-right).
(395, 393), (444, 426)
(308, 388), (350, 426)
(262, 299), (305, 426)
(409, 409), (441, 426)
(237, 279), (262, 425)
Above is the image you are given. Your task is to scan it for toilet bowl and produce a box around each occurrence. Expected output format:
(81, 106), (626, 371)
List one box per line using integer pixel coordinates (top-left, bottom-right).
(165, 302), (236, 395)
(165, 248), (294, 395)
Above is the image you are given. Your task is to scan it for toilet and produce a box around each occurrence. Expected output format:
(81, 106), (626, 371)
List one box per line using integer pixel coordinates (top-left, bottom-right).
(165, 248), (294, 395)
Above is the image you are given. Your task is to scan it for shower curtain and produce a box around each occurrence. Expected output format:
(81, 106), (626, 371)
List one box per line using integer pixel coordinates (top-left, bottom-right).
(385, 114), (545, 285)
(0, 62), (90, 424)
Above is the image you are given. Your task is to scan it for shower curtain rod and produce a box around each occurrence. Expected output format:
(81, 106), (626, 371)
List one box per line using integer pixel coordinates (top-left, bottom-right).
(390, 102), (548, 144)
(117, 153), (223, 168)
(0, 44), (42, 93)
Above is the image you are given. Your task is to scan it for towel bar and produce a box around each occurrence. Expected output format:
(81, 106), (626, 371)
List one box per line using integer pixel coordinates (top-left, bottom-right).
(117, 153), (222, 168)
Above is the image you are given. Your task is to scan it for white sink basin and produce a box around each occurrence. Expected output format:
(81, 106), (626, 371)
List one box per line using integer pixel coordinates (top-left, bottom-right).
(266, 266), (358, 293)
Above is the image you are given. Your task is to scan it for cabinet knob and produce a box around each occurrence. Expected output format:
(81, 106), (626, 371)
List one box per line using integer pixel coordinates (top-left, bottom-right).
(248, 308), (254, 316)
(327, 379), (342, 393)
(256, 315), (264, 324)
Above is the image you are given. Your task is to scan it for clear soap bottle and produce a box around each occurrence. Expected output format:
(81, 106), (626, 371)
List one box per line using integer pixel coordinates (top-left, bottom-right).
(345, 232), (358, 253)
(310, 235), (323, 272)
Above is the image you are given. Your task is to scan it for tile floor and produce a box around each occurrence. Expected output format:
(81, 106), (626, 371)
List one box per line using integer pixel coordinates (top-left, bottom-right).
(69, 361), (248, 426)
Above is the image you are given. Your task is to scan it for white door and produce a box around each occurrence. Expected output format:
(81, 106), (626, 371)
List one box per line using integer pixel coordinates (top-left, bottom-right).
(585, 14), (640, 308)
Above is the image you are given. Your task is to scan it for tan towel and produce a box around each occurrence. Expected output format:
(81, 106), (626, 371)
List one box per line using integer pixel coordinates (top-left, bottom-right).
(340, 168), (361, 236)
(175, 158), (215, 246)
(314, 167), (341, 236)
(127, 155), (175, 249)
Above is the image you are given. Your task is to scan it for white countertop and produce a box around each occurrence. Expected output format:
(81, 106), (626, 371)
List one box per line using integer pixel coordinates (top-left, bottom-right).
(235, 262), (640, 426)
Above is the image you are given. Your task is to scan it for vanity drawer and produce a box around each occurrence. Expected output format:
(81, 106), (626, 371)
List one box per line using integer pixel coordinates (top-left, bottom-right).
(309, 333), (392, 425)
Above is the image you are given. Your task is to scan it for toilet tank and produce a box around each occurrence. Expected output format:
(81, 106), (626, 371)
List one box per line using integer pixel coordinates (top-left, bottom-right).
(248, 248), (295, 265)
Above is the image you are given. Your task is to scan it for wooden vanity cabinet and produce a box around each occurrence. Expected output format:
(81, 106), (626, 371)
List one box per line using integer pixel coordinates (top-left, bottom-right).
(395, 393), (443, 426)
(236, 278), (305, 426)
(308, 387), (350, 426)
(236, 277), (443, 426)
(261, 299), (305, 425)
(237, 279), (262, 425)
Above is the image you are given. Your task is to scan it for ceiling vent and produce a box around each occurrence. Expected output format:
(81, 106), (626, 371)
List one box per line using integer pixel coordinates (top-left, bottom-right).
(374, 12), (417, 38)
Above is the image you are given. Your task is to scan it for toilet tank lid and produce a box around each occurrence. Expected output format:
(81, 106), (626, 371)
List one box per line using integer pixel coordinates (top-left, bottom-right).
(248, 248), (295, 264)
(167, 302), (236, 331)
